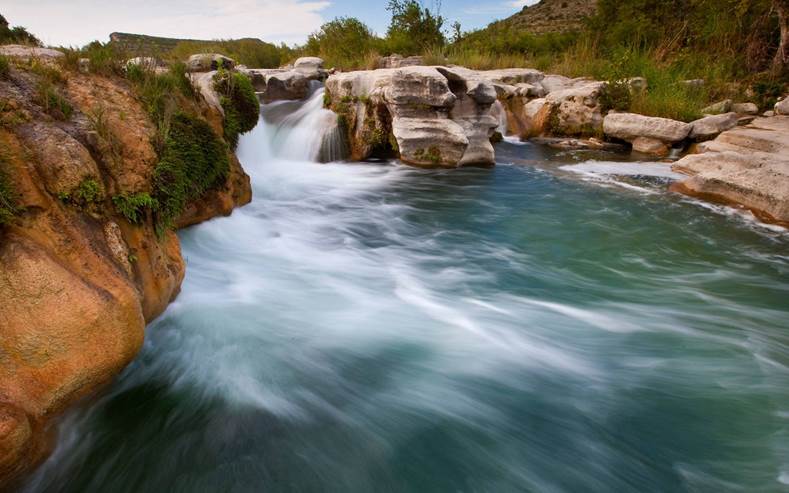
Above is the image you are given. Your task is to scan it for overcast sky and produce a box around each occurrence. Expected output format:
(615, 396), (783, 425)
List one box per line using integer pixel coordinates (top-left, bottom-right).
(2, 0), (538, 47)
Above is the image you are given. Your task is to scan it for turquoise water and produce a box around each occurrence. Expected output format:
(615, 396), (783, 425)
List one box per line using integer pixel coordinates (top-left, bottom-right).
(25, 94), (789, 492)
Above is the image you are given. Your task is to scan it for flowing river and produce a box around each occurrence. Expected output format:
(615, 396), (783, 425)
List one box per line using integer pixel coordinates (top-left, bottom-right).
(25, 89), (789, 492)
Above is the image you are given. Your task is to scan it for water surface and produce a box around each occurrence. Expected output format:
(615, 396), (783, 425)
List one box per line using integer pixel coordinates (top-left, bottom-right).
(25, 92), (789, 493)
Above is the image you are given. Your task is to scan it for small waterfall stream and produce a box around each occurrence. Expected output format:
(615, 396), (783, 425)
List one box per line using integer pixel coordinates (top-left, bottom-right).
(23, 86), (789, 493)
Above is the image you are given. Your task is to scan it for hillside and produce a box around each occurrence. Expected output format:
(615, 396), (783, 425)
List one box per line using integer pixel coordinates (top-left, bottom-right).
(494, 0), (597, 34)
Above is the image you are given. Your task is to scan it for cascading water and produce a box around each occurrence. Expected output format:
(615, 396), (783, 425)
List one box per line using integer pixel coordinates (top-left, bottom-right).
(24, 86), (789, 493)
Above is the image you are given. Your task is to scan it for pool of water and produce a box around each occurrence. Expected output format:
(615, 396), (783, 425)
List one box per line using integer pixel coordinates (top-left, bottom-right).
(24, 95), (789, 493)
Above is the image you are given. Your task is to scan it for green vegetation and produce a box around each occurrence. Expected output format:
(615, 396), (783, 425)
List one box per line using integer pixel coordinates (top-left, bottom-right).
(0, 55), (9, 79)
(297, 0), (788, 119)
(170, 39), (291, 68)
(213, 69), (260, 148)
(0, 13), (40, 46)
(36, 79), (73, 121)
(153, 113), (229, 234)
(414, 146), (442, 165)
(305, 18), (380, 69)
(59, 178), (104, 208)
(0, 151), (18, 226)
(112, 192), (158, 224)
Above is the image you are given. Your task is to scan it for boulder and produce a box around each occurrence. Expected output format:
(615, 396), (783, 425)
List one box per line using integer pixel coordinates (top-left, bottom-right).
(0, 45), (64, 63)
(731, 102), (759, 115)
(627, 77), (648, 92)
(186, 53), (234, 72)
(672, 116), (789, 225)
(632, 136), (669, 156)
(775, 96), (789, 116)
(294, 57), (324, 71)
(689, 112), (738, 141)
(545, 81), (606, 136)
(479, 68), (545, 86)
(701, 99), (732, 115)
(603, 112), (691, 143)
(77, 58), (90, 74)
(764, 110), (776, 117)
(126, 57), (161, 70)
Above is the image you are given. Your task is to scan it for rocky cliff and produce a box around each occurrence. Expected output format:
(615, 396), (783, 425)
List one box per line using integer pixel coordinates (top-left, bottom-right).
(0, 49), (251, 486)
(491, 0), (597, 35)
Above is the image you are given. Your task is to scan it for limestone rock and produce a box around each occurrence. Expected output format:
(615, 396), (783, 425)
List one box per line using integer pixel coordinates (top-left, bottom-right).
(632, 136), (669, 156)
(689, 112), (738, 141)
(377, 54), (425, 69)
(0, 45), (64, 63)
(775, 97), (789, 116)
(186, 53), (234, 72)
(325, 66), (499, 167)
(731, 102), (758, 115)
(545, 81), (606, 136)
(701, 99), (733, 115)
(294, 57), (324, 71)
(672, 116), (789, 225)
(603, 112), (691, 143)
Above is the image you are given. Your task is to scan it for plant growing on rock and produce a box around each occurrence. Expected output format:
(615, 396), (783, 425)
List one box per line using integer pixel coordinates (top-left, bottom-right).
(153, 113), (229, 235)
(0, 55), (9, 80)
(112, 192), (159, 224)
(213, 69), (259, 148)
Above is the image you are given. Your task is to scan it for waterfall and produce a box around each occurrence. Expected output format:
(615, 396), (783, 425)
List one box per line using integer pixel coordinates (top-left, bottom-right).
(251, 85), (348, 164)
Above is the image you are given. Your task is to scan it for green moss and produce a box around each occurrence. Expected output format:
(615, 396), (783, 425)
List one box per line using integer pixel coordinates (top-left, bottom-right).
(153, 113), (229, 234)
(490, 131), (503, 144)
(112, 192), (159, 224)
(214, 70), (260, 148)
(59, 178), (104, 209)
(414, 146), (442, 165)
(323, 90), (332, 108)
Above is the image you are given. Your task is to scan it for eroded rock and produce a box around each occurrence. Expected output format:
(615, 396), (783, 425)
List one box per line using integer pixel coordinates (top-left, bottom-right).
(603, 112), (691, 143)
(689, 112), (738, 141)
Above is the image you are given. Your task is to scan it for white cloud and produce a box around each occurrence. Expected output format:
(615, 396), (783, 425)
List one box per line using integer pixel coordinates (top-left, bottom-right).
(2, 0), (331, 47)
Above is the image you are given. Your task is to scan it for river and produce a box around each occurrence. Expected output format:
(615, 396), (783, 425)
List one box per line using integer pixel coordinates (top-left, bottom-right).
(24, 89), (789, 492)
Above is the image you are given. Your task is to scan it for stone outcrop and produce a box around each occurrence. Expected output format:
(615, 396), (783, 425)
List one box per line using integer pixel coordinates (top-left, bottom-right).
(325, 66), (499, 167)
(242, 57), (328, 103)
(0, 58), (251, 486)
(671, 116), (789, 226)
(0, 45), (64, 63)
(186, 53), (235, 72)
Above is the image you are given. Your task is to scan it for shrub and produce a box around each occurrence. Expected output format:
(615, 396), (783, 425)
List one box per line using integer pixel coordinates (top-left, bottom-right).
(113, 192), (159, 224)
(169, 39), (287, 69)
(385, 0), (445, 55)
(305, 17), (379, 69)
(0, 14), (41, 46)
(213, 70), (259, 148)
(59, 178), (104, 208)
(153, 113), (229, 234)
(36, 80), (73, 120)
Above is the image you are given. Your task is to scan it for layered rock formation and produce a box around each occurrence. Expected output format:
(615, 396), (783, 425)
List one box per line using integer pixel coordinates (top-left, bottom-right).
(0, 49), (251, 486)
(242, 57), (329, 103)
(325, 66), (500, 167)
(671, 116), (789, 226)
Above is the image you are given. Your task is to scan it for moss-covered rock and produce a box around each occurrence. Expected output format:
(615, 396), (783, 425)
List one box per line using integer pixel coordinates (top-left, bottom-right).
(214, 70), (260, 148)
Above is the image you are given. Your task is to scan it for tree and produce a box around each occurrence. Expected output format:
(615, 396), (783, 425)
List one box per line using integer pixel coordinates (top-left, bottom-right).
(774, 0), (789, 73)
(385, 0), (445, 55)
(0, 13), (41, 46)
(305, 17), (377, 69)
(451, 21), (463, 44)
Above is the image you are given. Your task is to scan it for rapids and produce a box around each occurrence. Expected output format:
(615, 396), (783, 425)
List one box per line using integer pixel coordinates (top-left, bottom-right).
(24, 89), (789, 492)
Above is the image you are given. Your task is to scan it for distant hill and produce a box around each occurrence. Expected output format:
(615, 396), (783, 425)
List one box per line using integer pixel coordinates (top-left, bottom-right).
(494, 0), (597, 35)
(109, 32), (267, 56)
(108, 32), (287, 68)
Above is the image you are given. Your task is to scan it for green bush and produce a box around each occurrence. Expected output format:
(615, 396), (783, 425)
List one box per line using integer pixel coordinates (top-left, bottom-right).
(153, 113), (229, 234)
(213, 70), (260, 148)
(169, 39), (289, 69)
(37, 81), (73, 120)
(113, 192), (159, 224)
(385, 0), (445, 55)
(305, 17), (380, 69)
(0, 14), (40, 46)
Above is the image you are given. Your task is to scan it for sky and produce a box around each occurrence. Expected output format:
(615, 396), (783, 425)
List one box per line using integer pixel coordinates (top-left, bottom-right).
(2, 0), (539, 48)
